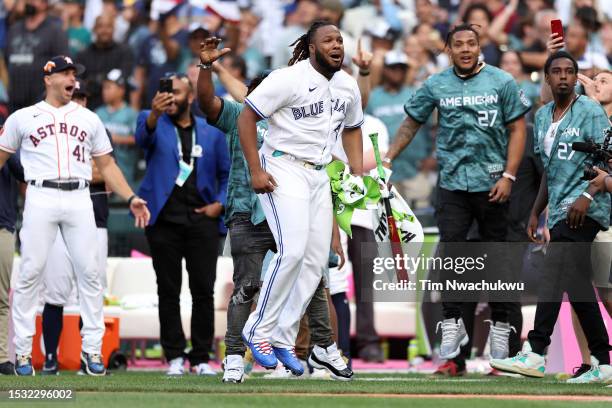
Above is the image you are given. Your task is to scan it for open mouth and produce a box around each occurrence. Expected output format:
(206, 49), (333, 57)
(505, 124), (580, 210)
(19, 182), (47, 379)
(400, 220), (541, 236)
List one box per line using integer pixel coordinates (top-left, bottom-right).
(65, 85), (74, 93)
(460, 56), (472, 64)
(329, 52), (343, 63)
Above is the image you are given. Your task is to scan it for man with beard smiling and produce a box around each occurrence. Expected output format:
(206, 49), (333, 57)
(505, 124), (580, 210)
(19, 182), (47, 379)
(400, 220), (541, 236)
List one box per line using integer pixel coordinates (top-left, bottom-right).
(135, 74), (230, 376)
(238, 21), (363, 375)
(491, 51), (612, 384)
(384, 24), (531, 376)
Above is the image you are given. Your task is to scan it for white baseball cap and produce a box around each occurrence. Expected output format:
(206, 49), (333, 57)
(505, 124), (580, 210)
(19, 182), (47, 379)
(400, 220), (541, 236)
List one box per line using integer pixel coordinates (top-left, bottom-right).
(384, 50), (409, 66)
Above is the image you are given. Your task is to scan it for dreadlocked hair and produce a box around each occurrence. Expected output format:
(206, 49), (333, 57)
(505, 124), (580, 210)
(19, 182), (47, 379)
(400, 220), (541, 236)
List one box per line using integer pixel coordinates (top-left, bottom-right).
(288, 20), (335, 66)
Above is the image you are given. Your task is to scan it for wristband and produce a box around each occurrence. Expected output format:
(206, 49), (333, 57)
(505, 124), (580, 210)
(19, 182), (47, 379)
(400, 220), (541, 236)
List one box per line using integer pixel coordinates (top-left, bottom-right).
(359, 69), (370, 76)
(502, 172), (516, 182)
(582, 191), (594, 201)
(127, 194), (138, 206)
(198, 62), (212, 70)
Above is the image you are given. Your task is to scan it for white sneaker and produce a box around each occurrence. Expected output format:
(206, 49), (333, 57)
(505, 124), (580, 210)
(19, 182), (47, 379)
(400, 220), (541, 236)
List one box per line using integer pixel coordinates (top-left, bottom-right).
(310, 368), (331, 379)
(308, 343), (353, 381)
(166, 357), (185, 376)
(193, 362), (216, 376)
(486, 320), (516, 360)
(436, 318), (469, 359)
(490, 342), (545, 378)
(222, 355), (245, 383)
(263, 364), (293, 379)
(566, 356), (612, 384)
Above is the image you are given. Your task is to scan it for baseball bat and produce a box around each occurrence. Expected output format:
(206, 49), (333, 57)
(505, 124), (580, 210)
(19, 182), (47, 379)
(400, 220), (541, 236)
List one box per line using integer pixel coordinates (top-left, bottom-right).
(369, 133), (409, 283)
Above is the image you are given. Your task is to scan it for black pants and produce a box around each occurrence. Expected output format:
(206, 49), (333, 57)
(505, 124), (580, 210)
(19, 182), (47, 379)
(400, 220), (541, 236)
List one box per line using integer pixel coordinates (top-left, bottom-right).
(332, 292), (351, 365)
(436, 188), (514, 366)
(347, 226), (379, 350)
(528, 217), (611, 364)
(145, 217), (219, 365)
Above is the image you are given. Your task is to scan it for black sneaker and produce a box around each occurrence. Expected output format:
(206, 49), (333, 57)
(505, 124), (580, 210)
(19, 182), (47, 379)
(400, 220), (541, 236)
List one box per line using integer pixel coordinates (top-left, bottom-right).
(572, 364), (591, 379)
(358, 344), (385, 363)
(0, 361), (14, 375)
(41, 355), (59, 376)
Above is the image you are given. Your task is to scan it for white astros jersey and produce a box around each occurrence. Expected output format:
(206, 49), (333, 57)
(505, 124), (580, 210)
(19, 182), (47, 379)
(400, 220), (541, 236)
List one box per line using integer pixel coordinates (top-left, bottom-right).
(0, 100), (113, 181)
(245, 59), (364, 165)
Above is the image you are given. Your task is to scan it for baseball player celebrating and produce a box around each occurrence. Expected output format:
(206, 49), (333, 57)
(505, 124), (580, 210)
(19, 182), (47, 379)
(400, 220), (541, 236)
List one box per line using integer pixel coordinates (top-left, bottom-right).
(238, 21), (364, 374)
(0, 56), (150, 376)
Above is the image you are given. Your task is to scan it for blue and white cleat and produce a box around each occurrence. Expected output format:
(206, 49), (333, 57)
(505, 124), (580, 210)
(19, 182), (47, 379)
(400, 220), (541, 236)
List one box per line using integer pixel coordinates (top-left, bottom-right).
(80, 352), (106, 376)
(272, 347), (304, 376)
(242, 336), (277, 369)
(14, 354), (34, 376)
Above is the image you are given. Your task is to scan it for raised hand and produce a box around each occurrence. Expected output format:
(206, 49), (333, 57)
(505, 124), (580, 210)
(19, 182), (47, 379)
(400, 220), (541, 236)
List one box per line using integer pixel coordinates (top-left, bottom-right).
(547, 33), (564, 55)
(151, 91), (174, 117)
(352, 38), (373, 72)
(199, 37), (231, 65)
(578, 73), (596, 99)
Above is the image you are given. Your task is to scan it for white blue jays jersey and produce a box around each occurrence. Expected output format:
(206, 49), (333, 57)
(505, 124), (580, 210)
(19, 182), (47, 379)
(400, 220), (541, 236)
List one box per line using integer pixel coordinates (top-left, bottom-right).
(0, 101), (113, 181)
(245, 59), (364, 165)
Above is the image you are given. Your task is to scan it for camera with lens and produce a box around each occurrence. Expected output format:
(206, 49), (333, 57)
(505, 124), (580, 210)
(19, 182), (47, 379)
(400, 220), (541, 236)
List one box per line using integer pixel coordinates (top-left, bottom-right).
(571, 127), (612, 180)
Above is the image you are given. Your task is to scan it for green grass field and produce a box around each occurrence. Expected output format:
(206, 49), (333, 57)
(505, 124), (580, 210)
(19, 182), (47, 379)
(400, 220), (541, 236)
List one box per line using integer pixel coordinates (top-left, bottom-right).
(0, 372), (610, 407)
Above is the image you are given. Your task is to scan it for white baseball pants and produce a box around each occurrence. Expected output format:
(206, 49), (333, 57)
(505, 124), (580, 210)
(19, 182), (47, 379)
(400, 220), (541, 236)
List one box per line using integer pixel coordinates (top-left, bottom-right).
(243, 153), (333, 348)
(13, 185), (104, 356)
(43, 228), (108, 307)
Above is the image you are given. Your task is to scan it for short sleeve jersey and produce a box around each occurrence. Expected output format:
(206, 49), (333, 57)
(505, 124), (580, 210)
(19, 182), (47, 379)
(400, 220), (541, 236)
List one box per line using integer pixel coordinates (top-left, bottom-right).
(405, 64), (531, 192)
(0, 100), (113, 181)
(245, 59), (364, 165)
(212, 99), (269, 226)
(534, 96), (611, 230)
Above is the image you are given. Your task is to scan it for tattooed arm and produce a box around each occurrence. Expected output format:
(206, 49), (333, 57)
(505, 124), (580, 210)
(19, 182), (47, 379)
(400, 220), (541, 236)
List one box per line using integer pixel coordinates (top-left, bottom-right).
(383, 116), (423, 167)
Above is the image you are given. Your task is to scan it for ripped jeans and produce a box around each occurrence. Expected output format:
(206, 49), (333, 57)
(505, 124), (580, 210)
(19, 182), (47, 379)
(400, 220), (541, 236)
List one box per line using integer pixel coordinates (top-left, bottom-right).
(225, 213), (276, 356)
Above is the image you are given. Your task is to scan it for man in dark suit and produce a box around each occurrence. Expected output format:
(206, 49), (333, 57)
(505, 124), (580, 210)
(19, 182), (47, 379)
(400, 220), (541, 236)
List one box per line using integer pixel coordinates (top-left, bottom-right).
(135, 73), (230, 376)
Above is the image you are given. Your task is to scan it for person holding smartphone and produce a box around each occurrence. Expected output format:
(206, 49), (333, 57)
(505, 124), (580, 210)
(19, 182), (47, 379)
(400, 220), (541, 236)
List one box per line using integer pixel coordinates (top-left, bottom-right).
(135, 73), (230, 376)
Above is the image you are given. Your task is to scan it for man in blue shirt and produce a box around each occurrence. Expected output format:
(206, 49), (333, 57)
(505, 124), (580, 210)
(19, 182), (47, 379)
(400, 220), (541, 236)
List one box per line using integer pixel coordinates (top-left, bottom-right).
(135, 72), (230, 376)
(0, 153), (23, 375)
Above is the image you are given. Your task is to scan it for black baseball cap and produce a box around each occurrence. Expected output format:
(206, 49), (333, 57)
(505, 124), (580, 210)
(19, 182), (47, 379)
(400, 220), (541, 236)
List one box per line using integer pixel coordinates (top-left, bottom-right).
(73, 79), (89, 97)
(104, 68), (127, 87)
(43, 55), (85, 76)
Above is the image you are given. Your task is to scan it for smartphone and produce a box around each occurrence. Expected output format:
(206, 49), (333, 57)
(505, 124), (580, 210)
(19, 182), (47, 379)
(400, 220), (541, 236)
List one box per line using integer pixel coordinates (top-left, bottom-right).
(550, 19), (564, 40)
(159, 78), (173, 94)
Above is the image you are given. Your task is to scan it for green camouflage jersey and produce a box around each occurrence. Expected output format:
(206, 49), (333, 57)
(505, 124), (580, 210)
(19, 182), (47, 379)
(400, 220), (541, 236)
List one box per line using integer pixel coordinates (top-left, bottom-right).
(405, 64), (531, 192)
(534, 95), (611, 230)
(210, 99), (268, 226)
